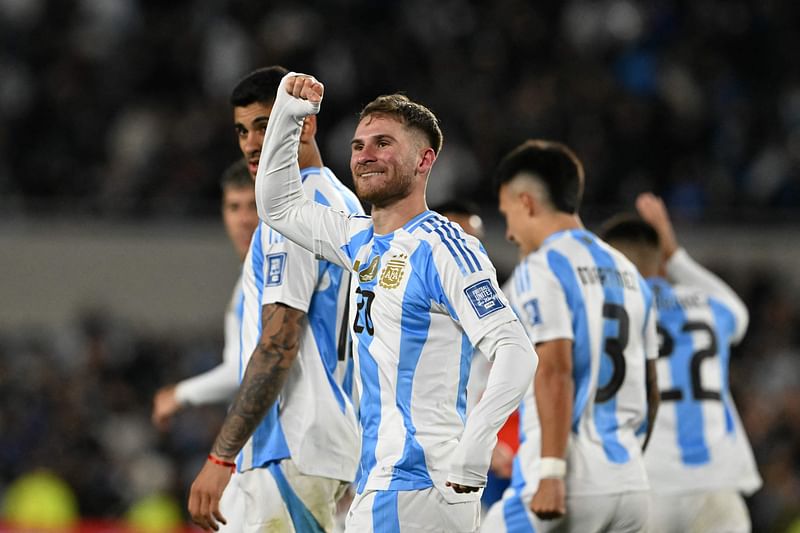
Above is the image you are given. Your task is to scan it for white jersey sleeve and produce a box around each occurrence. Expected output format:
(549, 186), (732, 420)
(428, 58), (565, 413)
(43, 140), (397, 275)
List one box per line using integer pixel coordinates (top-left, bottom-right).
(666, 248), (749, 343)
(511, 258), (574, 345)
(175, 275), (243, 405)
(259, 229), (317, 312)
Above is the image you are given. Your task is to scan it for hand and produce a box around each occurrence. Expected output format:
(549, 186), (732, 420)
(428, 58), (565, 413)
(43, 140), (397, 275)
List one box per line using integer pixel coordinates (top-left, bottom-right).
(445, 480), (481, 493)
(635, 192), (679, 258)
(530, 477), (566, 520)
(152, 384), (180, 431)
(489, 441), (514, 479)
(277, 73), (324, 118)
(188, 458), (233, 531)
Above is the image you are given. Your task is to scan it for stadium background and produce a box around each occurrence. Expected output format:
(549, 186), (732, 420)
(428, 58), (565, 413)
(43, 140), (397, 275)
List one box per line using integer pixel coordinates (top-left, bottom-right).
(1, 0), (798, 530)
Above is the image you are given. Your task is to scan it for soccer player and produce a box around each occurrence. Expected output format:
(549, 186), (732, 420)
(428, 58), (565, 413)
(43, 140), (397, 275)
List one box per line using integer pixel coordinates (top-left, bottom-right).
(601, 193), (762, 533)
(485, 139), (660, 532)
(188, 66), (363, 532)
(151, 159), (257, 531)
(255, 73), (537, 532)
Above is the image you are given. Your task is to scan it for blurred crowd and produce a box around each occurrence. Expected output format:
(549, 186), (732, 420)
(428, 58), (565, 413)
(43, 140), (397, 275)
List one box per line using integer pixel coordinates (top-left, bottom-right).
(1, 0), (800, 531)
(1, 0), (800, 219)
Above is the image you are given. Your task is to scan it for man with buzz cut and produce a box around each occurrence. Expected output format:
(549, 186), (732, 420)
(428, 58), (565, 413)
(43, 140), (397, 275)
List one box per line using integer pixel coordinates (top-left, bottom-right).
(485, 139), (659, 533)
(188, 66), (364, 533)
(601, 193), (761, 533)
(255, 72), (537, 532)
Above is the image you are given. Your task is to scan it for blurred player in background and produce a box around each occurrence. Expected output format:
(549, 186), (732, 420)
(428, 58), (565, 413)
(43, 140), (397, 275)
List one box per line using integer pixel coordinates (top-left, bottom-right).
(486, 139), (659, 532)
(188, 66), (363, 532)
(601, 193), (762, 533)
(256, 72), (537, 532)
(151, 159), (257, 532)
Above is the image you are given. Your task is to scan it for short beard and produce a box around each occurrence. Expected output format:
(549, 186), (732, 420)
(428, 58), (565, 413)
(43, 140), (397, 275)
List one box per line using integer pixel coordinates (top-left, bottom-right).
(355, 171), (414, 209)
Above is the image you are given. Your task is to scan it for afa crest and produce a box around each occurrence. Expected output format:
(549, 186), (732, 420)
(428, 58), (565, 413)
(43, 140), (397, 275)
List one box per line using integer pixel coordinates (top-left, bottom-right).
(379, 253), (408, 289)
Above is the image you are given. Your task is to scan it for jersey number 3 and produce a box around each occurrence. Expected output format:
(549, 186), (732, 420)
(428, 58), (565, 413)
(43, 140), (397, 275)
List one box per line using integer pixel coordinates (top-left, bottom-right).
(596, 303), (629, 403)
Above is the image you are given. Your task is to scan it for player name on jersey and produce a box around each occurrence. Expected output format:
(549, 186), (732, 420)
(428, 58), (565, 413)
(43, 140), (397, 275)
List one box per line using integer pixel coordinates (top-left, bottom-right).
(576, 265), (640, 291)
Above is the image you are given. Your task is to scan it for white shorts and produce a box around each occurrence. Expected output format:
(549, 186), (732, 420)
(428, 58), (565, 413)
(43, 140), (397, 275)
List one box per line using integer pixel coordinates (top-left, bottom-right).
(482, 489), (650, 533)
(649, 490), (750, 533)
(227, 459), (348, 533)
(345, 486), (481, 532)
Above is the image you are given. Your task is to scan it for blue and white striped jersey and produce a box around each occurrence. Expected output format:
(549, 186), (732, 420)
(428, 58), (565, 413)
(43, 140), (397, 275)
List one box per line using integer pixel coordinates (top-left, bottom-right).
(508, 229), (657, 496)
(237, 167), (363, 482)
(644, 249), (762, 495)
(293, 208), (519, 494)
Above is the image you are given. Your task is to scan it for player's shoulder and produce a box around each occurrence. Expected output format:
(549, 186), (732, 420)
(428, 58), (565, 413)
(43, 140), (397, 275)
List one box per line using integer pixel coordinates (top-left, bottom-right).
(413, 212), (486, 263)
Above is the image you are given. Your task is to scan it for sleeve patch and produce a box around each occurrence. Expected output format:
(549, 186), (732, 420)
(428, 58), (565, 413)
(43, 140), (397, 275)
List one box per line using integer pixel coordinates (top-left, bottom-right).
(464, 279), (506, 319)
(523, 298), (543, 325)
(266, 253), (287, 287)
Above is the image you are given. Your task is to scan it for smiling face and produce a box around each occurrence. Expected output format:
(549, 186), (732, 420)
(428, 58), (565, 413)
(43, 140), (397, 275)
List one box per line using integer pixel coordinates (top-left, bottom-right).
(349, 114), (427, 208)
(233, 101), (273, 179)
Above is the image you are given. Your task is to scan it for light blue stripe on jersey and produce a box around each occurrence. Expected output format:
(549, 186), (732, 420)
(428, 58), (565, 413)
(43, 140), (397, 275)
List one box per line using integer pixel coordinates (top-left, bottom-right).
(708, 298), (735, 434)
(307, 259), (347, 413)
(355, 241), (389, 493)
(456, 333), (472, 424)
(342, 227), (374, 265)
(372, 491), (400, 533)
(267, 463), (324, 533)
(650, 278), (710, 465)
(390, 245), (434, 489)
(304, 189), (348, 412)
(545, 250), (592, 432)
(436, 215), (481, 272)
(502, 486), (537, 533)
(578, 232), (628, 464)
(242, 222), (291, 470)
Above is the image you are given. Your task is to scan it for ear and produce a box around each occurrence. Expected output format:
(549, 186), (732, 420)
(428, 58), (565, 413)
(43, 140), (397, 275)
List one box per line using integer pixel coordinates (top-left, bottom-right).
(519, 191), (539, 217)
(417, 147), (436, 176)
(300, 115), (317, 142)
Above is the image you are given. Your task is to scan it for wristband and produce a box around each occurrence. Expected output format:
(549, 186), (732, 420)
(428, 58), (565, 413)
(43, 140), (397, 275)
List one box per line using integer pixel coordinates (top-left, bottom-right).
(539, 457), (566, 479)
(207, 454), (236, 471)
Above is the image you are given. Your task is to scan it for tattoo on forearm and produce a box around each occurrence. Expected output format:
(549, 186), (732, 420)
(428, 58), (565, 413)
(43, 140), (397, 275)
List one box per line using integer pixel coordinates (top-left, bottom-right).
(212, 303), (305, 459)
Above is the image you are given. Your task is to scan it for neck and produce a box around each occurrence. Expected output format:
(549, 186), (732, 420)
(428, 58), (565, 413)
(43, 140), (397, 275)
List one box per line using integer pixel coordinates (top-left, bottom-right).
(371, 194), (428, 235)
(534, 212), (583, 249)
(298, 139), (323, 170)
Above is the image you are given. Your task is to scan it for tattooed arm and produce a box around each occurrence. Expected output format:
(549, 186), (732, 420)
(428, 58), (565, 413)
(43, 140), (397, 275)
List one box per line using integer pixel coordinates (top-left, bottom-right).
(188, 302), (305, 531)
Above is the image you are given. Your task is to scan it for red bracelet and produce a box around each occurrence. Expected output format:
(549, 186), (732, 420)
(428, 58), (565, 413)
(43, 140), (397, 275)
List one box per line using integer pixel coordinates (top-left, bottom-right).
(207, 454), (236, 471)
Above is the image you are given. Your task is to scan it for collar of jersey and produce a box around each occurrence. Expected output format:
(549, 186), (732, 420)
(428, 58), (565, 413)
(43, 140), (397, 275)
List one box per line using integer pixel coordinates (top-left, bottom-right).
(541, 227), (590, 247)
(374, 209), (434, 240)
